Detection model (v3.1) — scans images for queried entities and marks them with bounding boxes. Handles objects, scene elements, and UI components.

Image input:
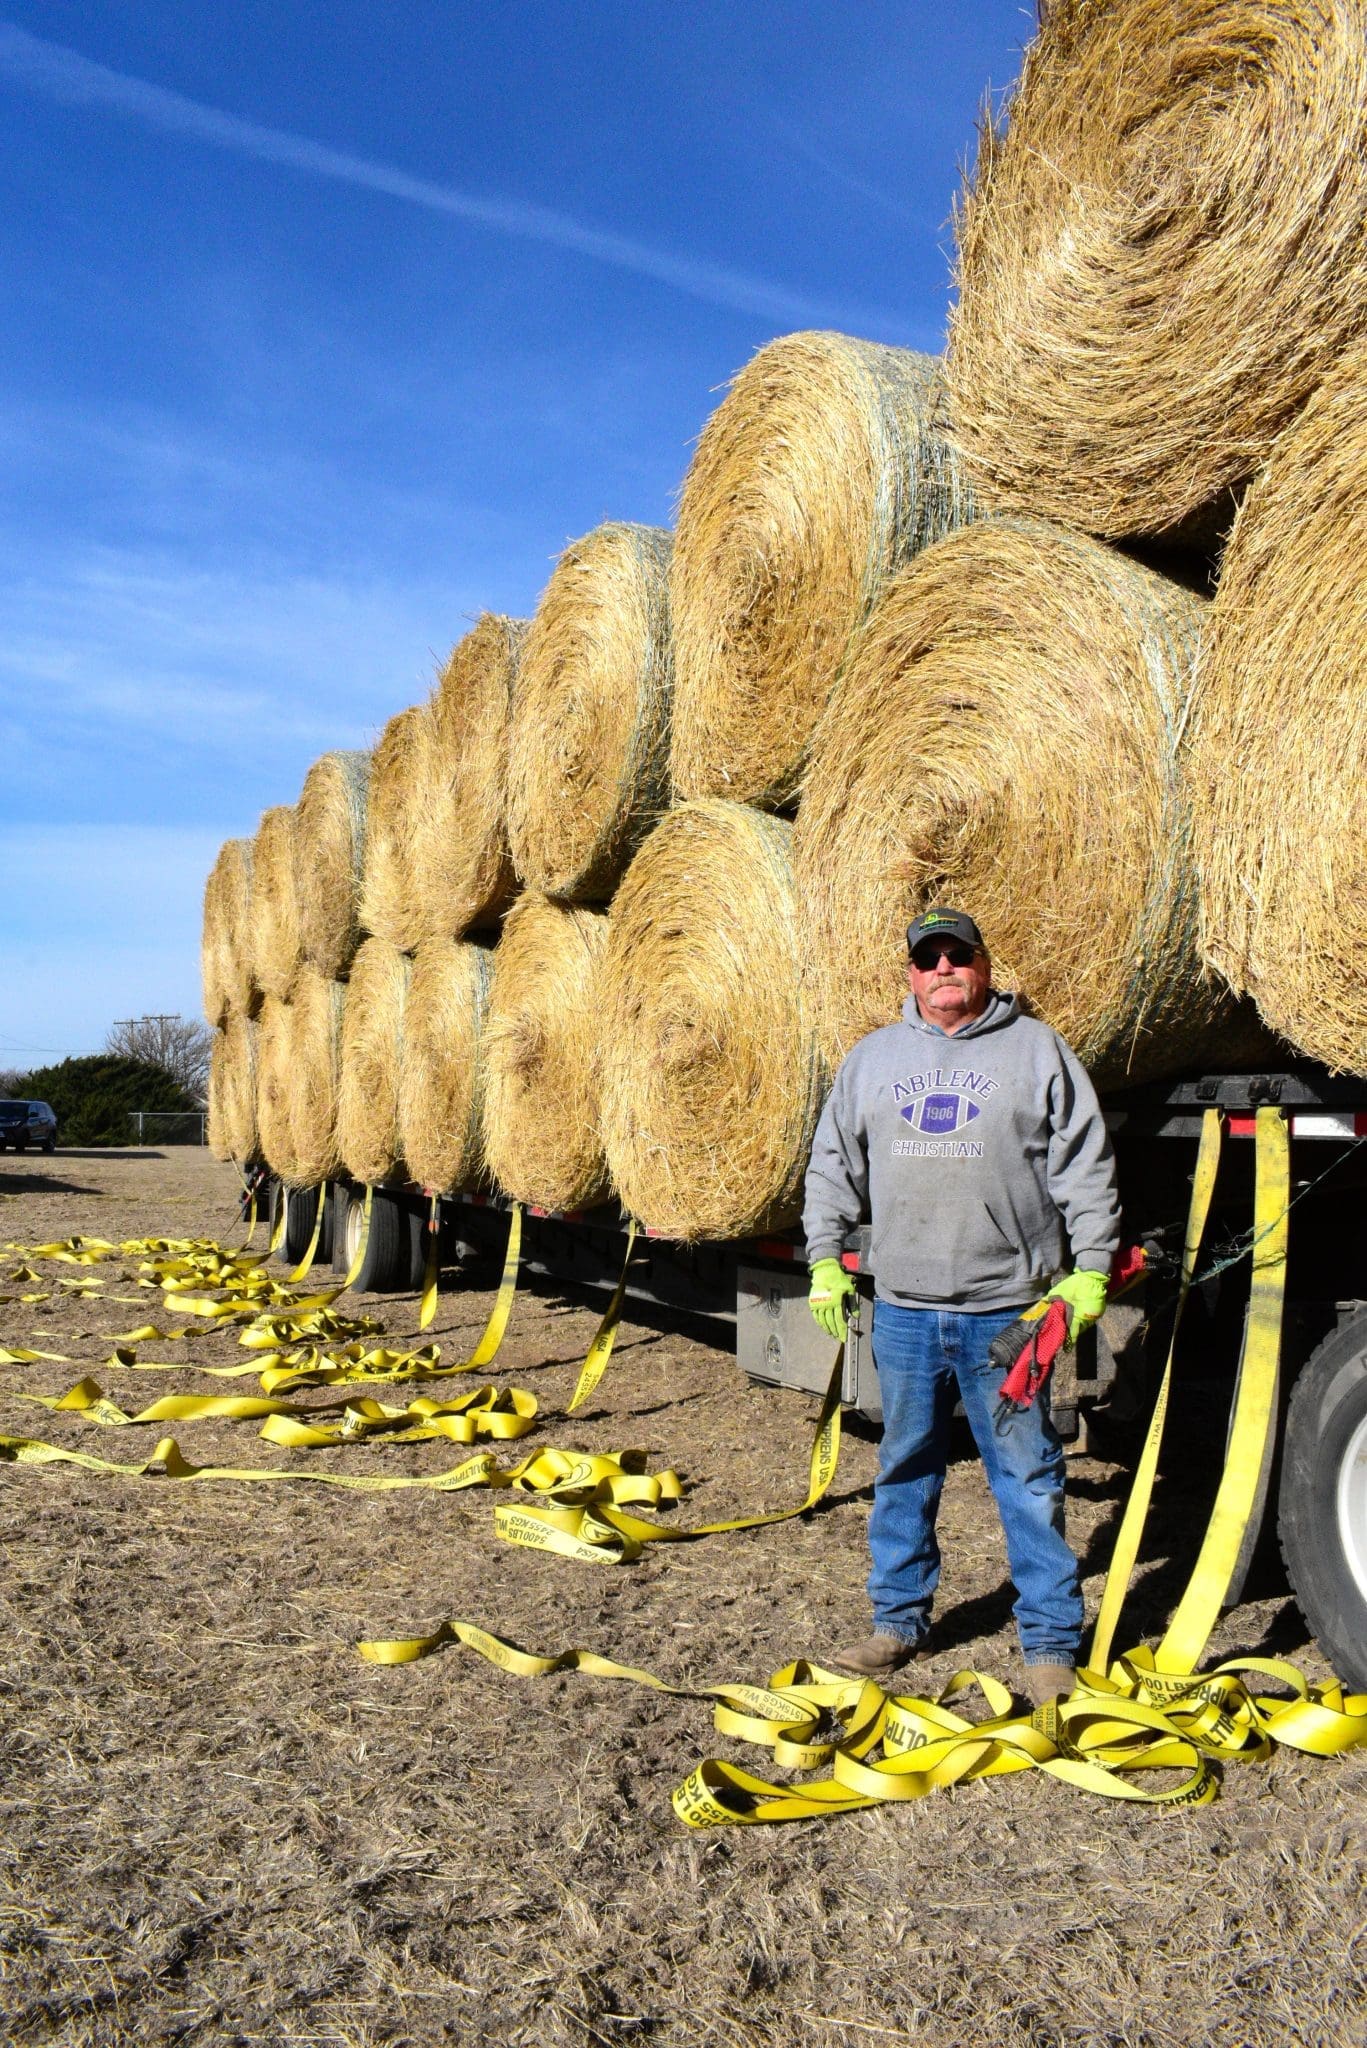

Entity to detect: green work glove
[1047,1268,1109,1343]
[808,1257,856,1343]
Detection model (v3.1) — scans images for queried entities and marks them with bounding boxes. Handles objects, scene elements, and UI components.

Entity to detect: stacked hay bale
[252,969,345,1187]
[1187,338,1367,1072]
[201,837,256,1027]
[599,802,825,1238]
[670,332,973,807]
[505,524,672,898]
[360,704,432,954]
[948,0,1367,540]
[251,805,302,1002]
[294,750,371,979]
[399,938,495,1192]
[207,1012,257,1165]
[481,895,610,1212]
[794,519,1268,1085]
[337,937,410,1186]
[420,614,526,935]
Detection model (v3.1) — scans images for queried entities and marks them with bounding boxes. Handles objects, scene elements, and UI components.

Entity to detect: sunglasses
[910,941,979,970]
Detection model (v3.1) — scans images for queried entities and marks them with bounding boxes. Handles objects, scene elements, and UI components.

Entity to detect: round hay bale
[670,332,973,808]
[201,838,255,1023]
[417,614,528,935]
[794,518,1262,1086]
[482,895,610,1212]
[948,1,1367,539]
[337,937,411,1185]
[287,966,347,1187]
[208,1014,258,1164]
[599,802,825,1239]
[506,524,673,899]
[251,805,302,1001]
[1188,340,1367,1071]
[359,702,433,952]
[399,937,494,1192]
[254,995,299,1183]
[294,750,371,978]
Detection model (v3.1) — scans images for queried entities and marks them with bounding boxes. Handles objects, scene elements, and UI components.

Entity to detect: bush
[11,1056,201,1149]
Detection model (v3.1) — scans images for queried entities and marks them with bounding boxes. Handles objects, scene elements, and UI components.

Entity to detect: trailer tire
[340,1186,408,1293]
[272,1183,321,1267]
[1278,1310,1367,1692]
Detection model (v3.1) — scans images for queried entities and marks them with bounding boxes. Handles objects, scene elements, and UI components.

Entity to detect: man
[803,908,1120,1707]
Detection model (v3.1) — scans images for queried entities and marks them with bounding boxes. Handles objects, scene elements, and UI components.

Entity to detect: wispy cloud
[0,21,904,332]
[765,111,917,223]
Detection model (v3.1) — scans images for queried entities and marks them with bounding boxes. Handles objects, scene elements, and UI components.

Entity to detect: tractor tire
[1278,1308,1367,1691]
[339,1185,408,1293]
[272,1183,321,1268]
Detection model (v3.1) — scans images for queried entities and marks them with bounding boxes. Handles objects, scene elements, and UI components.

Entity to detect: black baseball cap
[906,908,985,957]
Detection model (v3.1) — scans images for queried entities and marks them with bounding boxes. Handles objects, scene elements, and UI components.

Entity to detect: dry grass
[398,936,495,1192]
[670,332,974,808]
[792,518,1275,1086]
[200,837,255,1025]
[1188,336,1367,1072]
[287,965,347,1188]
[253,992,298,1183]
[599,801,825,1238]
[336,937,411,1186]
[206,1014,257,1166]
[506,523,674,900]
[360,702,433,953]
[482,893,610,1213]
[421,614,528,935]
[294,749,371,979]
[250,805,303,1003]
[2,1149,1364,2048]
[948,0,1367,540]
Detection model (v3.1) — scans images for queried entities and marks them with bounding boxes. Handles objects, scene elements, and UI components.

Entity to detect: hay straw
[201,838,255,1024]
[794,518,1268,1086]
[506,524,673,899]
[947,0,1367,539]
[294,750,371,978]
[207,1014,258,1164]
[254,995,299,1184]
[670,332,973,807]
[251,805,303,1002]
[398,938,494,1192]
[598,802,825,1238]
[359,703,432,952]
[337,937,411,1185]
[1188,339,1367,1072]
[481,895,610,1212]
[417,614,528,935]
[287,966,347,1187]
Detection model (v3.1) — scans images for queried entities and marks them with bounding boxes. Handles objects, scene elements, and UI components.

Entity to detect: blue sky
[1,1,1036,1063]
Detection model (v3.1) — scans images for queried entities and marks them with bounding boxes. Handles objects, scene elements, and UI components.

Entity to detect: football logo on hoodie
[900,1092,982,1136]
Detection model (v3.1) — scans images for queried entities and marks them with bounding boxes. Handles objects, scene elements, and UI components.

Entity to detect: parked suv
[0,1100,58,1152]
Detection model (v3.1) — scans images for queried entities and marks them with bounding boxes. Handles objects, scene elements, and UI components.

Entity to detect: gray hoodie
[803,990,1120,1311]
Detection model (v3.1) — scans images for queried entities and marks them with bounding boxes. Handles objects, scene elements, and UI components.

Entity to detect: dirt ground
[0,1150,1363,2048]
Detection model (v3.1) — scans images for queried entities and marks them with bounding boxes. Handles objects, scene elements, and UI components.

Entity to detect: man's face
[907,938,991,1033]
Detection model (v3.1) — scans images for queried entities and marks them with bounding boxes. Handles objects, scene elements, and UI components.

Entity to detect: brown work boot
[825,1632,928,1681]
[1024,1661,1076,1707]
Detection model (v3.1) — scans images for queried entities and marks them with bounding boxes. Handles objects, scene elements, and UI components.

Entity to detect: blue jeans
[867,1298,1083,1665]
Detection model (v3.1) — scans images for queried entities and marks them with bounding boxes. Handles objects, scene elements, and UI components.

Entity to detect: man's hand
[1046,1268,1108,1342]
[808,1258,856,1343]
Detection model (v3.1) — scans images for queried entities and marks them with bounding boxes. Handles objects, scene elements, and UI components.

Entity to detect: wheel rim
[1336,1407,1367,1606]
[345,1197,363,1264]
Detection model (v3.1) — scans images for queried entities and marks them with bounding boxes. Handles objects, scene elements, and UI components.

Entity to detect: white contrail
[0,21,904,330]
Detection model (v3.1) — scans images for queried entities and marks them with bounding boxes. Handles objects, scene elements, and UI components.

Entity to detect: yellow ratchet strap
[493,1338,842,1564]
[286,1184,326,1284]
[418,1194,440,1331]
[1089,1106,1224,1671]
[567,1219,638,1413]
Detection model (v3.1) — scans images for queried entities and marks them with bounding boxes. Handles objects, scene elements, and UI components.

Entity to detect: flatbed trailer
[262,1065,1367,1689]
